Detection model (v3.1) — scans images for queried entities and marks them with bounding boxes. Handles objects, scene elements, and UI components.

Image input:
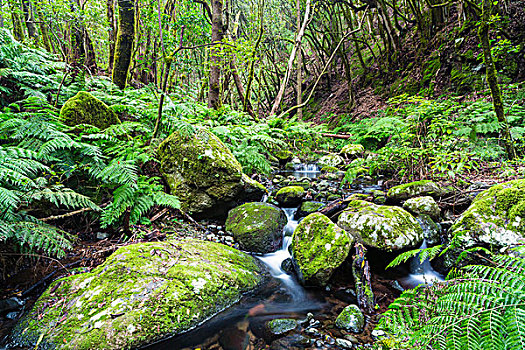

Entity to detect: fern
[378,247,525,349]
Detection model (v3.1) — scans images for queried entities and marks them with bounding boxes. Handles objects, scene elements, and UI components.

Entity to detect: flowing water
[399,240,445,289]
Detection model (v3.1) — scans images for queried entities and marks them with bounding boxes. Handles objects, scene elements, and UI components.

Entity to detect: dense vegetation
[1,0,525,348]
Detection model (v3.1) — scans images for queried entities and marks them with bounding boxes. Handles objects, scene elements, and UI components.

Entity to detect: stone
[417,214,442,246]
[337,200,423,251]
[266,318,297,336]
[335,304,364,333]
[371,190,386,205]
[292,213,353,286]
[240,174,268,202]
[281,258,294,274]
[225,202,287,254]
[275,186,305,207]
[449,179,525,250]
[60,91,120,129]
[387,180,444,201]
[318,154,344,168]
[340,144,364,157]
[403,196,441,220]
[321,165,339,173]
[158,128,244,218]
[296,201,325,218]
[336,338,355,349]
[10,239,263,349]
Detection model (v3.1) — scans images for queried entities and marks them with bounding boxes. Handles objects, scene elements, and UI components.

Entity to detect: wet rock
[96,232,111,240]
[317,180,330,191]
[292,213,353,286]
[371,190,386,204]
[10,239,263,349]
[344,334,359,344]
[281,258,294,274]
[275,186,305,207]
[417,214,442,246]
[387,180,444,202]
[335,305,364,333]
[321,165,340,173]
[240,174,268,202]
[403,196,440,220]
[271,334,312,349]
[266,318,298,337]
[333,288,358,305]
[337,200,423,251]
[60,91,119,129]
[226,202,287,254]
[296,201,325,218]
[158,128,245,218]
[336,338,355,349]
[219,327,250,350]
[0,297,23,314]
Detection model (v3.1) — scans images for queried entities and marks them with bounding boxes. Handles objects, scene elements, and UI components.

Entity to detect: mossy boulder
[296,201,325,218]
[449,179,525,249]
[318,154,344,168]
[292,213,353,286]
[335,305,364,333]
[340,144,364,157]
[240,174,268,202]
[275,186,305,207]
[337,200,423,251]
[60,91,120,129]
[225,202,287,254]
[10,239,263,350]
[403,196,441,220]
[265,318,298,338]
[387,180,444,201]
[158,129,244,218]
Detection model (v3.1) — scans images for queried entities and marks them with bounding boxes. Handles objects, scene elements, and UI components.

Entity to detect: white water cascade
[257,207,306,301]
[400,239,445,289]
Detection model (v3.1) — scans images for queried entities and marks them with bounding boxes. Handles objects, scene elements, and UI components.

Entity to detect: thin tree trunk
[22,0,37,39]
[478,0,516,159]
[208,0,224,109]
[352,243,375,314]
[112,0,135,89]
[270,0,311,116]
[295,0,303,119]
[9,0,25,41]
[107,0,116,72]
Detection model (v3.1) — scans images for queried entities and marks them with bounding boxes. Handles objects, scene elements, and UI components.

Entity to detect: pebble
[305,327,319,335]
[344,335,359,344]
[371,329,385,339]
[96,232,110,240]
[336,338,354,349]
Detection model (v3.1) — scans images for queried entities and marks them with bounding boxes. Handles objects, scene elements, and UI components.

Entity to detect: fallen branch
[41,207,94,222]
[320,133,353,140]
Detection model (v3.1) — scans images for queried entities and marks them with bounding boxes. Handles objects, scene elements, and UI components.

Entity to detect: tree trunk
[22,0,37,39]
[270,0,311,116]
[295,0,303,119]
[208,0,224,109]
[478,0,516,160]
[9,0,25,41]
[107,0,116,72]
[34,3,52,52]
[112,0,135,89]
[352,243,375,313]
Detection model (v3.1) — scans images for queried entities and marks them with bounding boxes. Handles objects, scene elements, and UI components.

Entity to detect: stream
[145,164,444,350]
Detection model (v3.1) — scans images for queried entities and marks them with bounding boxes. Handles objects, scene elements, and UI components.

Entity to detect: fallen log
[352,243,375,313]
[319,133,352,140]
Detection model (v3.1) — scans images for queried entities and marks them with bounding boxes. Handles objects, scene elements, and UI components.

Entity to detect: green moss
[338,200,423,251]
[266,318,297,336]
[292,213,353,286]
[321,166,339,173]
[450,179,525,247]
[387,180,443,201]
[340,144,364,156]
[60,91,120,129]
[299,201,324,215]
[11,239,263,349]
[335,304,364,333]
[275,186,305,207]
[403,196,441,220]
[225,202,287,254]
[158,128,243,216]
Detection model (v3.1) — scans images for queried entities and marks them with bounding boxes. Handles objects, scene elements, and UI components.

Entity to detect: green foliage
[378,248,525,349]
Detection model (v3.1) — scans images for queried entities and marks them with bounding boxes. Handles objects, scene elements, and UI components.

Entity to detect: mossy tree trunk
[112,0,135,89]
[208,0,224,109]
[8,0,25,41]
[107,0,116,73]
[352,243,375,314]
[478,0,516,160]
[34,2,53,52]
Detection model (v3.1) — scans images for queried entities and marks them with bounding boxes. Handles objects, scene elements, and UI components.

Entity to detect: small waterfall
[257,207,305,301]
[400,239,445,289]
[276,163,320,179]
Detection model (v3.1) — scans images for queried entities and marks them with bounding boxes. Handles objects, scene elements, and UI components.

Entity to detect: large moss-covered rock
[335,304,364,333]
[403,196,441,220]
[337,200,423,251]
[387,180,444,201]
[292,213,353,286]
[296,201,325,218]
[449,179,525,248]
[10,239,263,350]
[340,144,364,157]
[275,186,305,207]
[240,174,268,202]
[225,202,287,254]
[60,91,120,129]
[158,129,244,218]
